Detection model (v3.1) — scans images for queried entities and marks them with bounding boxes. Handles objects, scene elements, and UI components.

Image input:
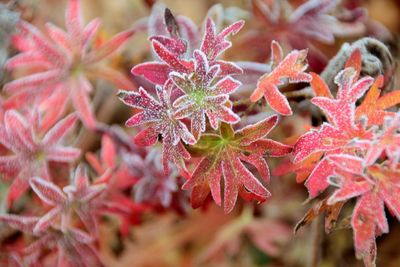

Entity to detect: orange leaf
[356,75,400,126]
[345,49,362,81]
[310,72,332,98]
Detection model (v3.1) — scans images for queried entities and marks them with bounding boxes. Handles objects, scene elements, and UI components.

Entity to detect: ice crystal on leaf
[29,165,106,235]
[355,75,400,127]
[292,51,400,266]
[132,14,243,85]
[200,17,244,64]
[118,80,195,175]
[362,114,400,168]
[130,10,244,148]
[250,41,312,116]
[4,0,135,128]
[170,49,241,140]
[293,67,375,197]
[183,115,292,213]
[0,111,79,205]
[135,38,193,85]
[1,1,399,266]
[324,155,400,266]
[197,17,244,77]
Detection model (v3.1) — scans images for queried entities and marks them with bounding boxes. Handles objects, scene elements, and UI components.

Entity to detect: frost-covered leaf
[250,41,312,116]
[294,68,374,164]
[183,115,292,213]
[133,15,243,85]
[356,76,400,126]
[118,80,195,175]
[170,49,240,140]
[147,3,199,56]
[131,35,193,85]
[200,17,244,61]
[273,152,322,183]
[312,68,373,130]
[326,163,400,266]
[29,165,106,235]
[0,110,79,205]
[4,0,135,128]
[362,113,400,167]
[30,177,66,206]
[292,67,382,199]
[344,49,362,80]
[86,133,149,236]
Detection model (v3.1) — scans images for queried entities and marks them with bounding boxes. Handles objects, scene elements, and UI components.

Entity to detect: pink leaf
[65,0,83,38]
[42,113,77,147]
[119,81,194,174]
[45,23,73,53]
[4,110,36,151]
[152,40,191,73]
[0,214,39,234]
[33,207,62,234]
[46,146,81,162]
[30,177,67,205]
[70,77,96,128]
[200,18,244,61]
[131,62,171,84]
[4,70,61,94]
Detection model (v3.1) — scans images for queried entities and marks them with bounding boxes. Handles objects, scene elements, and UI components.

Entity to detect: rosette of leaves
[183,115,292,213]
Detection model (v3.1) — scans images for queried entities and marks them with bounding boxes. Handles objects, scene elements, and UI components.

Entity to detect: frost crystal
[118,80,195,175]
[171,49,241,140]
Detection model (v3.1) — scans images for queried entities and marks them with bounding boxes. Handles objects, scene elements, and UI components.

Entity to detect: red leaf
[119,81,195,174]
[251,41,311,115]
[183,117,291,213]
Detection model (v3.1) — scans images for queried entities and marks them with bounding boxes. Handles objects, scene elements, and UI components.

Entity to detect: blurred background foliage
[1,0,400,266]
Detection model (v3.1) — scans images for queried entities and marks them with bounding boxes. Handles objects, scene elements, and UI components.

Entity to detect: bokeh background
[1,0,400,266]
